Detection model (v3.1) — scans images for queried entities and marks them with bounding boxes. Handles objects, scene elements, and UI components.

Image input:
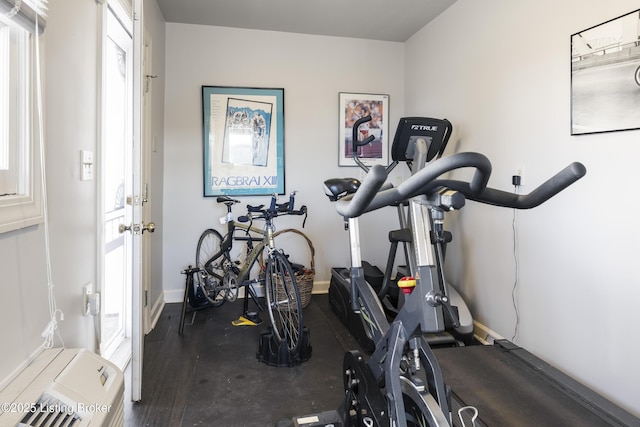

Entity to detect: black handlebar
[430,162,586,209]
[351,116,377,172]
[246,193,308,226]
[352,116,375,150]
[334,152,586,218]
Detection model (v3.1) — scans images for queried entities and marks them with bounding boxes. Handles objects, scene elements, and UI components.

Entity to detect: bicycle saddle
[216,195,240,206]
[323,178,361,201]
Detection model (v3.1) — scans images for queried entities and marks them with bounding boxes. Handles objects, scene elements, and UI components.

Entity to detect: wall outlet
[89,293,101,316]
[83,282,93,316]
[81,150,94,181]
[513,166,525,187]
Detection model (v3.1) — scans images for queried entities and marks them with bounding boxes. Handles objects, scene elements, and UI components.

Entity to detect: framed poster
[338,92,389,167]
[202,86,285,196]
[571,9,640,135]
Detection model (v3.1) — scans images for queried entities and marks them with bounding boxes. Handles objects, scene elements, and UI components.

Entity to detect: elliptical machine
[328,116,474,352]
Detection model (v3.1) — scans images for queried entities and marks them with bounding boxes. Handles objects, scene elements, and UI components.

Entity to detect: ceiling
[154,0,457,42]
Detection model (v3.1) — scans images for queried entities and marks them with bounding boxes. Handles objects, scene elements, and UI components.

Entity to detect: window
[0,19,28,196]
[0,1,46,233]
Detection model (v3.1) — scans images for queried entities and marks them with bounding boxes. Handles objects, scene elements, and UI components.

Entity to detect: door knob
[119,222,155,234]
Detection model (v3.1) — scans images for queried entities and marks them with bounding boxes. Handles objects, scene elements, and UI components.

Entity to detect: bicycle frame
[230,220,273,286]
[346,210,451,425]
[203,218,270,286]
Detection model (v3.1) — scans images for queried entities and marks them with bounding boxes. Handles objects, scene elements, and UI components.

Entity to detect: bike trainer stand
[179,266,215,335]
[257,326,312,367]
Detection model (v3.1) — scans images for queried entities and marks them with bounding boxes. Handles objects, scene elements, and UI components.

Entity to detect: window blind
[0,0,48,34]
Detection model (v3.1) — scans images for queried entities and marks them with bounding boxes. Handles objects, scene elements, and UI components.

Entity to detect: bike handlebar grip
[336,164,388,218]
[487,161,586,209]
[294,205,308,215]
[437,162,586,209]
[363,152,492,214]
[247,204,264,213]
[352,115,374,150]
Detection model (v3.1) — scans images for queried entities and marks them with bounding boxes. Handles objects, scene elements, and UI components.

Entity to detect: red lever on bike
[397,277,416,294]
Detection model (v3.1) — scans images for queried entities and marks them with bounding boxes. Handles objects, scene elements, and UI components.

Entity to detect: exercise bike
[286,119,585,426]
[329,116,474,353]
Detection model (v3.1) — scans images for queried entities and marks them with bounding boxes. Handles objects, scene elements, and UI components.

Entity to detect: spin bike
[329,116,474,353]
[289,121,586,426]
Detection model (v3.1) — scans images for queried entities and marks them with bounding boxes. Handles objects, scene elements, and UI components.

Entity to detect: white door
[100,0,147,401]
[101,3,133,362]
[142,28,154,335]
[131,0,146,402]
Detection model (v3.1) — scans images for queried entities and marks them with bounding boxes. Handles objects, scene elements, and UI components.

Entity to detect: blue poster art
[222,98,272,167]
[202,86,284,197]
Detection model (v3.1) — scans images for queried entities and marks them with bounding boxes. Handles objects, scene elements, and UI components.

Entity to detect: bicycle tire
[264,250,304,353]
[195,228,226,306]
[636,65,640,86]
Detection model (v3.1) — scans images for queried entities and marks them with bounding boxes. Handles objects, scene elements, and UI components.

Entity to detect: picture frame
[202,86,285,196]
[338,92,389,167]
[570,9,640,135]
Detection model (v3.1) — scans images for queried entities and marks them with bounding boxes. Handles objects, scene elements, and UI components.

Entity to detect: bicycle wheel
[195,228,226,306]
[399,376,449,427]
[264,250,304,353]
[635,65,640,86]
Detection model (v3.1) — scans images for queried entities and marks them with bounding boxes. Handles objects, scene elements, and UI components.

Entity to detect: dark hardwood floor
[122,292,638,426]
[124,294,356,427]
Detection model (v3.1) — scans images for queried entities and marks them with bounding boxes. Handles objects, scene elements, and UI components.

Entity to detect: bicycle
[288,117,585,426]
[195,192,309,355]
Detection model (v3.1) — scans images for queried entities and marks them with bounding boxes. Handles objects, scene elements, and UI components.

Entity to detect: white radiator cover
[0,348,124,427]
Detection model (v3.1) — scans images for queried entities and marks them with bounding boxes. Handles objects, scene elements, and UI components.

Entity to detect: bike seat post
[265,218,275,248]
[347,217,364,313]
[401,138,448,335]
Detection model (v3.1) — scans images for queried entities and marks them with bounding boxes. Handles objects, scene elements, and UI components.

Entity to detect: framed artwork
[338,92,389,167]
[202,86,285,196]
[571,9,640,135]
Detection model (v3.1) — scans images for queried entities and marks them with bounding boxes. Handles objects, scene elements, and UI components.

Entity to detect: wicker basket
[272,228,315,308]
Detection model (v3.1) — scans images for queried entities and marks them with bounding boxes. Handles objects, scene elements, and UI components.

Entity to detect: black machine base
[277,410,343,427]
[257,326,312,367]
[280,350,389,427]
[328,267,377,353]
[329,266,472,352]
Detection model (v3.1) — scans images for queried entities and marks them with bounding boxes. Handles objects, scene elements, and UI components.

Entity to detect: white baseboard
[312,280,329,294]
[0,343,46,392]
[164,288,184,304]
[164,279,330,306]
[473,320,505,345]
[149,292,165,332]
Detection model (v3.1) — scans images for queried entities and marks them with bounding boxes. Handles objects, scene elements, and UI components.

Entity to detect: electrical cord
[511,184,520,342]
[33,5,64,349]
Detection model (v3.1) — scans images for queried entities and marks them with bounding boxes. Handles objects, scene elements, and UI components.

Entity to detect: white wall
[0,0,102,383]
[162,24,407,301]
[0,0,166,384]
[405,0,640,416]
